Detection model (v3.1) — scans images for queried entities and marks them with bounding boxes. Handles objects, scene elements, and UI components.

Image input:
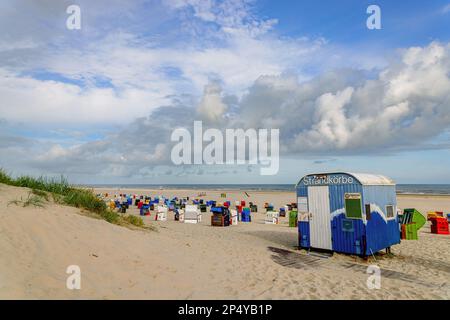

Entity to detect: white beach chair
[230,209,238,225]
[184,205,202,224]
[156,205,168,221]
[179,209,185,222]
[265,211,279,224]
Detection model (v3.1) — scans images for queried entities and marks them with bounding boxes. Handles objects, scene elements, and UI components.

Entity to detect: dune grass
[123,214,145,227]
[1,168,145,228]
[0,169,15,185]
[31,188,50,201]
[23,193,46,208]
[8,192,46,208]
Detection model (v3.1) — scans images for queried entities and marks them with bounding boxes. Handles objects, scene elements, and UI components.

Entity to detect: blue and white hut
[296,172,400,256]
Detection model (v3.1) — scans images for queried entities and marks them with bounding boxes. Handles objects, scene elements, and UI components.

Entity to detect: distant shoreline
[396,193,450,197]
[85,185,450,197]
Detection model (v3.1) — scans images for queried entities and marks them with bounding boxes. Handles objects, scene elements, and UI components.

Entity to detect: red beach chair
[430,217,449,235]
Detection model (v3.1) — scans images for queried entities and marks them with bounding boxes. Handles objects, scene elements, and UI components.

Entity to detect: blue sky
[0,0,449,184]
[259,0,450,45]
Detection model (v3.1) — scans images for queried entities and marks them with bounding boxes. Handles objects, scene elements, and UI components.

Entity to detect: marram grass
[1,168,145,228]
[8,192,46,208]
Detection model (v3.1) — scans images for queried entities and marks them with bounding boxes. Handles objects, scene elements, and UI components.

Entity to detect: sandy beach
[0,183,449,299]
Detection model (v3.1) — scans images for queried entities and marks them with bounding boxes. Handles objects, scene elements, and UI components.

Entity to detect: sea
[85,184,450,195]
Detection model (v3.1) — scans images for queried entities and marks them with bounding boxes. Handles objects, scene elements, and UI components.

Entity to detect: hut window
[386,205,394,218]
[344,193,362,219]
[365,204,371,220]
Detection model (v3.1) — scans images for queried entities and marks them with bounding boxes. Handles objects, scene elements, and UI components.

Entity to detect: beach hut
[296,172,400,256]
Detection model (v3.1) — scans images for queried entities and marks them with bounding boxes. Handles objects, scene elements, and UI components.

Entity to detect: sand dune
[0,183,449,299]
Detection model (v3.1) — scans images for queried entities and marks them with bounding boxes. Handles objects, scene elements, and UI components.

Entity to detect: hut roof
[297,172,395,186]
[349,173,395,186]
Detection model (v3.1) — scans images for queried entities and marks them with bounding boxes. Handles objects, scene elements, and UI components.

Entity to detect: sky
[0,0,449,184]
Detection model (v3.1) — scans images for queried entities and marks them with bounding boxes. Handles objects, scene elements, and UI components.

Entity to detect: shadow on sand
[244,229,298,249]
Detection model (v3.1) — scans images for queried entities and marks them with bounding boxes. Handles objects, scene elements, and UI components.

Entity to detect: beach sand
[1,183,449,299]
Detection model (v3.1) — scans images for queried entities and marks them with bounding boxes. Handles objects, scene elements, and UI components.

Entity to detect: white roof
[348,173,395,185]
[298,172,395,186]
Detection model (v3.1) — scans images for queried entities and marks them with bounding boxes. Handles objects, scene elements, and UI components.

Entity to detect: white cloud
[0,1,327,127]
[164,0,278,36]
[0,69,171,125]
[197,81,228,122]
[3,41,449,179]
[253,42,450,154]
[1,1,449,181]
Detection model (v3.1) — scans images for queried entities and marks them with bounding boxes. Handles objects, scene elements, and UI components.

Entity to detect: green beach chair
[289,210,298,227]
[402,209,426,240]
[405,223,418,240]
[403,208,426,229]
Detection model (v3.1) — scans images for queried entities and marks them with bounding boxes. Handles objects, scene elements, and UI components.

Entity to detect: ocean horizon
[82,183,450,195]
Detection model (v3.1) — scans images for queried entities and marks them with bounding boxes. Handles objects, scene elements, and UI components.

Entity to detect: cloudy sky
[0,0,450,184]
